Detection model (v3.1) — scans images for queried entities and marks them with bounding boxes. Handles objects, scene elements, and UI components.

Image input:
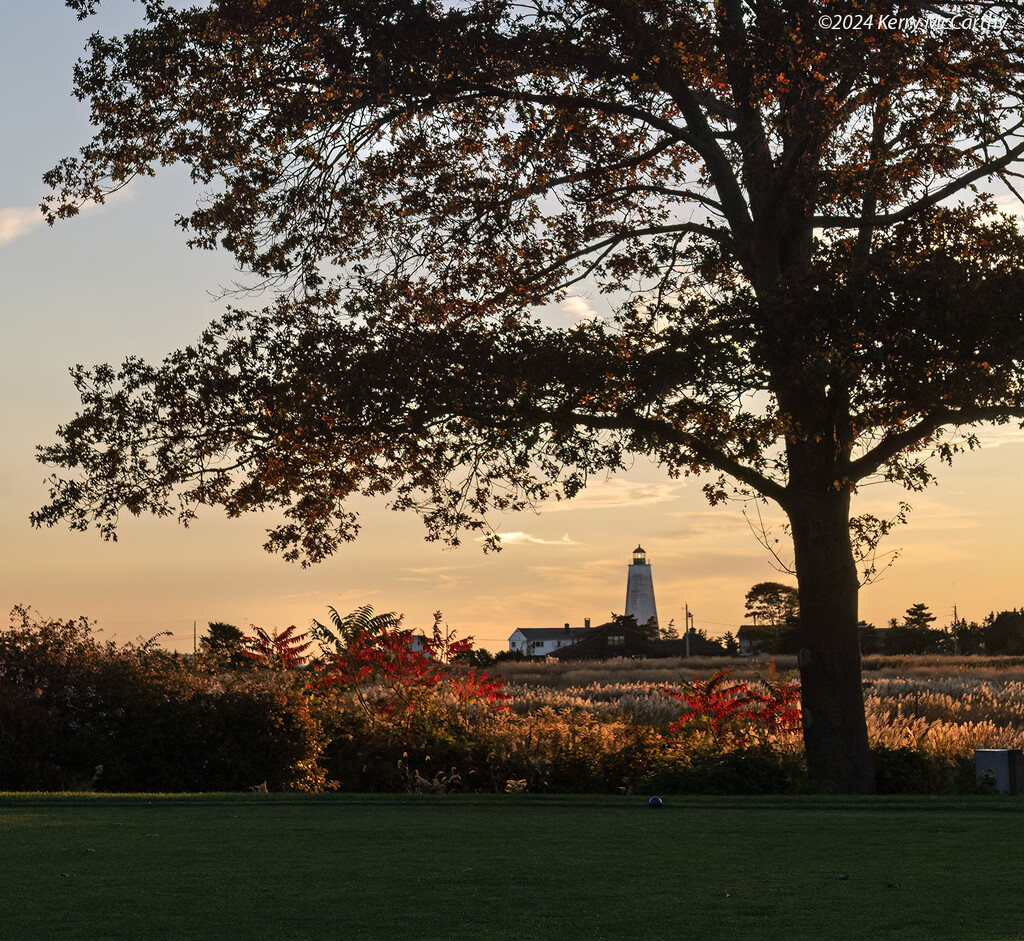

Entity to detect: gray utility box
[975,749,1024,794]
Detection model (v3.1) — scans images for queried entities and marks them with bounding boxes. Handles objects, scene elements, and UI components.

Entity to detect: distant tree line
[738,583,1024,657]
[860,607,1024,657]
[205,600,1024,663]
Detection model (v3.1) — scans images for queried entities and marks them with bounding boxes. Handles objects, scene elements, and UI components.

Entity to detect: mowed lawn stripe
[1,794,1021,941]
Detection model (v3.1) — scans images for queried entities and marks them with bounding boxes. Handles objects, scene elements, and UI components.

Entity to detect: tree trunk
[788,489,875,794]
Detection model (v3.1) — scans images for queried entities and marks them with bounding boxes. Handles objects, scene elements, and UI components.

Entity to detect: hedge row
[0,608,325,792]
[0,608,983,794]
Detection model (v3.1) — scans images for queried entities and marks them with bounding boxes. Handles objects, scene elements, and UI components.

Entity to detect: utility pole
[193,619,197,655]
[684,604,694,658]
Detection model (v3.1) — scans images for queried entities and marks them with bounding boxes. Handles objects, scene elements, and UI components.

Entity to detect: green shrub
[872,746,976,794]
[1,607,328,792]
[637,746,809,795]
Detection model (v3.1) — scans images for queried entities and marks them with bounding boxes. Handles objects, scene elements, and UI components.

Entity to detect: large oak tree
[35,0,1024,790]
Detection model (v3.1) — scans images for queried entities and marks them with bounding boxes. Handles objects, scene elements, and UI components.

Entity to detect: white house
[508,621,595,656]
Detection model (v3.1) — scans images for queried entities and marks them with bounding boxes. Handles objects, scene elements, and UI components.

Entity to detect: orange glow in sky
[2,7,1022,654]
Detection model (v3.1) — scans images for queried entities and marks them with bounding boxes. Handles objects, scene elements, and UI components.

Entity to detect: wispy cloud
[398,564,472,585]
[544,478,688,513]
[665,508,755,531]
[398,572,470,585]
[280,588,372,603]
[0,206,43,246]
[1,187,138,248]
[972,424,1024,449]
[489,531,582,547]
[404,565,464,575]
[994,193,1024,219]
[561,295,602,321]
[899,501,983,533]
[850,493,983,532]
[524,560,621,596]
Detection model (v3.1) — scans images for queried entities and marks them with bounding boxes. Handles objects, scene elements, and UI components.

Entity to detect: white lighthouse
[624,545,658,631]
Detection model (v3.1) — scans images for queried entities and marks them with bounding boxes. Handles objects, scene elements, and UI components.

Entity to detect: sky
[2,2,1023,654]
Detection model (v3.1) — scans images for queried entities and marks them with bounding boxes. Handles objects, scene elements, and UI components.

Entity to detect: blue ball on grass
[648,796,663,809]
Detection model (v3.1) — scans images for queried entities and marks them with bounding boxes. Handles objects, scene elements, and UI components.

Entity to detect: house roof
[551,624,727,660]
[508,626,601,642]
[648,634,725,656]
[550,624,639,660]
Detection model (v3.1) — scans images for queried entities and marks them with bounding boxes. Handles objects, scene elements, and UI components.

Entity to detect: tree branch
[814,136,1024,230]
[849,405,1024,483]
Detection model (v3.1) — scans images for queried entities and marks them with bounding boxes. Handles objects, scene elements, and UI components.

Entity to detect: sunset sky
[3,2,1023,654]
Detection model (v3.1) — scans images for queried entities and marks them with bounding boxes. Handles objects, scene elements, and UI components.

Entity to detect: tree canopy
[902,603,937,631]
[34,0,1024,791]
[201,621,249,665]
[884,603,945,654]
[744,581,799,628]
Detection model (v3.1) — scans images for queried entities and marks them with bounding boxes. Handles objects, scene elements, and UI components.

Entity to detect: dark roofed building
[548,622,643,659]
[510,621,729,660]
[550,623,726,660]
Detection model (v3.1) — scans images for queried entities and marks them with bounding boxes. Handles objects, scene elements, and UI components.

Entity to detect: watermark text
[817,11,1009,33]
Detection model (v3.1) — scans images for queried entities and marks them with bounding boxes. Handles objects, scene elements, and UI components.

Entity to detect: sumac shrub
[662,666,801,748]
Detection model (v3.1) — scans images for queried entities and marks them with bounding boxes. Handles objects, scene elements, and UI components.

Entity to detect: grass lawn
[1,793,1022,941]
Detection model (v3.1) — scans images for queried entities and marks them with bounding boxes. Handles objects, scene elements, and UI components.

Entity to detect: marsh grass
[495,654,1024,687]
[862,655,1024,681]
[493,657,1024,761]
[2,793,1022,941]
[494,655,791,688]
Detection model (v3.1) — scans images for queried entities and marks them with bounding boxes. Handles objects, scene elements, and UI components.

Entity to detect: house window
[608,634,625,647]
